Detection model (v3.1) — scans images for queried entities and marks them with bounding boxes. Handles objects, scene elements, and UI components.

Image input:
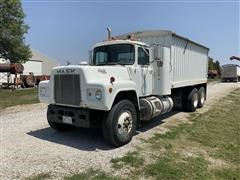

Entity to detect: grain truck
[221,64,240,82]
[38,30,209,146]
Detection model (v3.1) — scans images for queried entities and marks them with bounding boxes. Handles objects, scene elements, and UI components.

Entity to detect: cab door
[136,46,153,96]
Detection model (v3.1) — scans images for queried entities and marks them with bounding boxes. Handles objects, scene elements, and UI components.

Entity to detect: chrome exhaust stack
[107,27,111,40]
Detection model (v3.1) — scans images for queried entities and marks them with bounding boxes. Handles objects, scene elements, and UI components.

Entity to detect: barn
[0,49,59,86]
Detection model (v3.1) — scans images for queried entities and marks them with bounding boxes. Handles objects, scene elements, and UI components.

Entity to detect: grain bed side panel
[171,36,208,88]
[237,66,240,76]
[137,35,172,47]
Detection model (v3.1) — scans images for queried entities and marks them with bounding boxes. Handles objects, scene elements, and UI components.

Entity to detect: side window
[138,47,149,65]
[95,52,108,64]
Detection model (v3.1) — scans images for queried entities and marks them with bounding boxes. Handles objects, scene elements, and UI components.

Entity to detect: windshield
[93,44,135,65]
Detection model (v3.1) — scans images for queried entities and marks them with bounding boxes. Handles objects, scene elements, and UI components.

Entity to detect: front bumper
[47,105,92,128]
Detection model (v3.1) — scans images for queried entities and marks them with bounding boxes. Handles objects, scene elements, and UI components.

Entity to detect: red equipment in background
[0,63,50,89]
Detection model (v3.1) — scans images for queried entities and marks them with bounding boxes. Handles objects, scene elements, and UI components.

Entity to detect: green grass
[0,88,39,109]
[188,95,240,165]
[149,89,240,165]
[212,168,240,180]
[110,151,144,169]
[26,169,120,180]
[145,88,240,180]
[25,173,51,180]
[144,154,209,180]
[64,169,120,180]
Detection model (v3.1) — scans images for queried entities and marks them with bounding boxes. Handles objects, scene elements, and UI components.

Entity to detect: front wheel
[102,100,137,147]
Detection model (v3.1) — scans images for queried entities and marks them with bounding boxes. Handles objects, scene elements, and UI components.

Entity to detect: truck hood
[52,65,132,83]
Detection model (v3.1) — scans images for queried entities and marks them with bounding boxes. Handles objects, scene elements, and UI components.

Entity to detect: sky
[22,0,239,65]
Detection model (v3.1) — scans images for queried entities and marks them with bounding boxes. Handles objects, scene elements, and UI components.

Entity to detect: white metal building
[23,49,59,75]
[0,49,59,85]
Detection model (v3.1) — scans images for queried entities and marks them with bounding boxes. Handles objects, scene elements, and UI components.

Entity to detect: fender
[107,80,140,110]
[80,79,139,111]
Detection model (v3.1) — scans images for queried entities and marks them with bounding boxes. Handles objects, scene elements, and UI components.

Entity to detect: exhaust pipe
[107,27,111,40]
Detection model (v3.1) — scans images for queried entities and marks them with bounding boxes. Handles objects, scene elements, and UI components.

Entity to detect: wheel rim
[117,110,133,136]
[193,94,198,108]
[200,91,205,104]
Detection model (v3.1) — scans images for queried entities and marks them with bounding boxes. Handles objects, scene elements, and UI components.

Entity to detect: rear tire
[102,100,137,147]
[197,87,206,108]
[186,88,198,112]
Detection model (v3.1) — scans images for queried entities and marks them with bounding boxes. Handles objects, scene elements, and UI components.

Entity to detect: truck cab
[39,39,158,146]
[92,40,154,96]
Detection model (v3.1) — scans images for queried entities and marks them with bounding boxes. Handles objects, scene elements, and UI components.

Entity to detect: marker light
[110,76,115,84]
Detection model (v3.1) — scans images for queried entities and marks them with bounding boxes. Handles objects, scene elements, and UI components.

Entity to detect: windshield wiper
[96,62,126,66]
[106,62,125,66]
[96,63,107,66]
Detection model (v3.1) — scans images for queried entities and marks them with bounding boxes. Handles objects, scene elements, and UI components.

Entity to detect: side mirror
[88,50,93,65]
[149,47,154,63]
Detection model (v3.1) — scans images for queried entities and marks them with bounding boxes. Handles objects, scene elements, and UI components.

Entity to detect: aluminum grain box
[116,30,209,92]
[221,64,240,82]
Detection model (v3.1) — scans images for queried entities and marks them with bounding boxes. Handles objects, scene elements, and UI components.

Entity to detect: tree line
[208,57,221,75]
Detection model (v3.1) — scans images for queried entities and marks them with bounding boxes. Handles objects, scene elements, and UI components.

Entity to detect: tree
[208,57,215,70]
[208,57,222,77]
[0,0,31,63]
[215,60,221,75]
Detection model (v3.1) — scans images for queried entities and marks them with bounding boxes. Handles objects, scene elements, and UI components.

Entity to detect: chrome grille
[54,74,81,106]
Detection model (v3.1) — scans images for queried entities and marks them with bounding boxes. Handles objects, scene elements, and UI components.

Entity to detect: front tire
[102,100,137,147]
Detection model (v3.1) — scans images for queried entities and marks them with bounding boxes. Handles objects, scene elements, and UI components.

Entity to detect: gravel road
[0,82,239,179]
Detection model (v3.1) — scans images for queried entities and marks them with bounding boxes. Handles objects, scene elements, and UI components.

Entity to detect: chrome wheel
[186,88,199,112]
[200,91,205,104]
[117,110,133,136]
[193,93,198,108]
[197,87,206,108]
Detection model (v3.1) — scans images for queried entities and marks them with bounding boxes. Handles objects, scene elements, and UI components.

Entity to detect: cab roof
[94,39,149,48]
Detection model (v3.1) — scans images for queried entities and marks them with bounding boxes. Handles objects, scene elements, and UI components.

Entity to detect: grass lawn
[0,88,39,109]
[27,88,240,180]
[141,89,240,179]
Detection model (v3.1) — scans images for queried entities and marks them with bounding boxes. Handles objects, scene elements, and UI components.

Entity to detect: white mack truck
[39,30,209,147]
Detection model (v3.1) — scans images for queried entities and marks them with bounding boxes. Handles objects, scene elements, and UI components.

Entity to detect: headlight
[87,88,103,101]
[39,86,49,97]
[95,89,102,100]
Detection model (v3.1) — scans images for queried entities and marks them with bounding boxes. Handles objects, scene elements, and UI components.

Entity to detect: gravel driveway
[0,82,239,179]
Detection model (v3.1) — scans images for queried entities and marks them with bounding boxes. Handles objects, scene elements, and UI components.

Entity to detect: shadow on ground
[27,110,180,151]
[27,127,113,151]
